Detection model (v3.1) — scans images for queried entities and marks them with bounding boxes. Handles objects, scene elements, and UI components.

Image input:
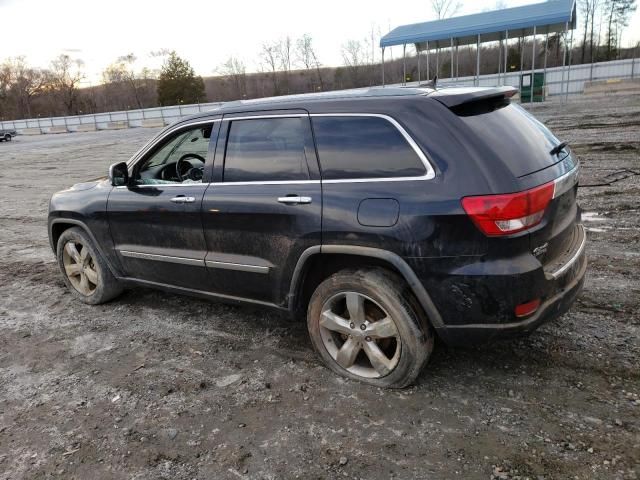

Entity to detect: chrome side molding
[119,250,204,267]
[205,260,270,274]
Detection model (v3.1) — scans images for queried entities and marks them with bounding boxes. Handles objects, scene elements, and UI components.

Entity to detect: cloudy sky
[1,0,639,85]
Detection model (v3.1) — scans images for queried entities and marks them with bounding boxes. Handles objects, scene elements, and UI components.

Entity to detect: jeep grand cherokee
[48,86,586,387]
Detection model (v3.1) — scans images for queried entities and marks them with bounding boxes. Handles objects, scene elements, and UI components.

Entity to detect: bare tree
[50,54,84,115]
[4,57,48,118]
[430,1,462,78]
[296,34,324,91]
[260,42,281,95]
[0,62,13,119]
[103,54,155,109]
[430,0,462,19]
[589,1,601,62]
[604,0,637,59]
[342,40,365,86]
[218,56,247,99]
[278,36,293,94]
[580,0,593,62]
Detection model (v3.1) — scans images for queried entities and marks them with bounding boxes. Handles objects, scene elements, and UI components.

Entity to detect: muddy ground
[0,94,638,480]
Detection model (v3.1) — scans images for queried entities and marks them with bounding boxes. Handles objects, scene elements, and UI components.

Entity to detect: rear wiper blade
[550,141,569,156]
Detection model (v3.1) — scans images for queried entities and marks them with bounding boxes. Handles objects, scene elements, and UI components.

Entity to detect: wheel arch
[288,245,444,329]
[49,218,120,278]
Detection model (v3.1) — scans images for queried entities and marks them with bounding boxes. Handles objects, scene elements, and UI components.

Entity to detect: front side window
[312,116,426,180]
[223,118,309,183]
[135,124,212,184]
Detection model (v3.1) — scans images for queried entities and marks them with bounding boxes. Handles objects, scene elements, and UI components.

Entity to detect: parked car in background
[48,85,586,388]
[0,129,17,141]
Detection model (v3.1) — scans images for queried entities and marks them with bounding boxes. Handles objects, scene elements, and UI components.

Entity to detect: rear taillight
[461,182,554,236]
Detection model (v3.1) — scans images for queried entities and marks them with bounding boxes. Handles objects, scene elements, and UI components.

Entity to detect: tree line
[0,0,637,122]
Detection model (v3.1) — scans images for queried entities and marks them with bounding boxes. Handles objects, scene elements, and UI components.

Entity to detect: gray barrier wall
[1,102,223,134]
[1,57,637,133]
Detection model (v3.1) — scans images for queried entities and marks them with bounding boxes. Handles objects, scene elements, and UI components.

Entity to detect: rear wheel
[56,227,123,304]
[4,134,11,142]
[307,268,433,388]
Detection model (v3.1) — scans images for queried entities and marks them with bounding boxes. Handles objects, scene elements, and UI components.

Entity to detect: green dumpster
[520,72,546,102]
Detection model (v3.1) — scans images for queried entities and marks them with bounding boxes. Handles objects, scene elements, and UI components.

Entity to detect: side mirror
[109,162,129,187]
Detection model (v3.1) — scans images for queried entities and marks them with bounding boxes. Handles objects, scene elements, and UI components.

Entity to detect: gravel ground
[0,94,638,480]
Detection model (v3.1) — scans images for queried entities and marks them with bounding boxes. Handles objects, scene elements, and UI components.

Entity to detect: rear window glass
[312,116,426,180]
[224,118,309,182]
[453,102,567,177]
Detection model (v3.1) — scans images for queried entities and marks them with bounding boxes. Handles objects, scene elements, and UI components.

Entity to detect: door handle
[170,196,196,204]
[277,196,312,205]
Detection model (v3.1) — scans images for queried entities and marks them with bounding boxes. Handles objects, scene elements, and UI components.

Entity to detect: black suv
[48,86,586,387]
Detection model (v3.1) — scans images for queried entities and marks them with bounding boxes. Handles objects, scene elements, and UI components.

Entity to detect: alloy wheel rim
[62,241,98,296]
[319,291,401,379]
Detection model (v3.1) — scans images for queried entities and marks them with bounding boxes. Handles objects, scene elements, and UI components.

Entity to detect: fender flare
[48,218,121,278]
[288,245,444,329]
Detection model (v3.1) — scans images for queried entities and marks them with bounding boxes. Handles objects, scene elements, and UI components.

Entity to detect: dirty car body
[0,129,17,141]
[48,85,587,387]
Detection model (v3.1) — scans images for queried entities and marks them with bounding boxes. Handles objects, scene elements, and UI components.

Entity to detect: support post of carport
[476,34,481,86]
[498,35,503,85]
[450,37,454,80]
[504,30,509,86]
[455,42,459,81]
[560,22,568,102]
[382,47,386,87]
[519,34,524,77]
[426,41,430,80]
[403,44,407,85]
[417,47,421,84]
[543,30,549,84]
[531,25,537,105]
[566,25,574,102]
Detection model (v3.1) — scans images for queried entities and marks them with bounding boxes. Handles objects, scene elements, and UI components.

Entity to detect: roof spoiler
[428,86,517,108]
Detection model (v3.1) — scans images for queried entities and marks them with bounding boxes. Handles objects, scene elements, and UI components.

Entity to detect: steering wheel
[176,153,205,182]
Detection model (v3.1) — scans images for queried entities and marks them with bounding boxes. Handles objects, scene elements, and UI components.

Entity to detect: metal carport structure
[379,0,577,101]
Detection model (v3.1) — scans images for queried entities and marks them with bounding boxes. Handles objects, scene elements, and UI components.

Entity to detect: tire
[4,134,10,142]
[56,227,123,305]
[307,268,434,388]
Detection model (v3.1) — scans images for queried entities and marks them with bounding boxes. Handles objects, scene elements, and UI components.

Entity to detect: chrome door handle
[277,196,312,205]
[170,196,196,204]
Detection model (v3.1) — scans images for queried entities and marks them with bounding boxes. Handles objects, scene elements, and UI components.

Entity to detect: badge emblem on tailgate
[533,243,548,257]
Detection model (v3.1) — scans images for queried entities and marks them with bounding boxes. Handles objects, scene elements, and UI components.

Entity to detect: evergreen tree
[157,52,206,106]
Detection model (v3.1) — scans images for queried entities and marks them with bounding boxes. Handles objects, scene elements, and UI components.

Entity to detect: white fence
[0,102,223,134]
[1,57,637,134]
[428,56,638,95]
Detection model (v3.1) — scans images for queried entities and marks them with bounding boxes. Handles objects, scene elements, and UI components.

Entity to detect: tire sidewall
[56,227,117,305]
[307,268,433,388]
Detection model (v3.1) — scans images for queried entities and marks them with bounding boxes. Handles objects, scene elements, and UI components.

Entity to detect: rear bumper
[435,240,587,346]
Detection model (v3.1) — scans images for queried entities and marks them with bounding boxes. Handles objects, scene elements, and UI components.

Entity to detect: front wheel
[56,227,123,304]
[4,134,11,142]
[307,268,434,388]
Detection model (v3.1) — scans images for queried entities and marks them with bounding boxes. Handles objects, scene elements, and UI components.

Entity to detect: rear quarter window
[312,116,426,180]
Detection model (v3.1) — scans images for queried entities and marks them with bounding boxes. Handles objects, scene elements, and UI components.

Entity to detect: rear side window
[312,116,426,180]
[223,117,309,182]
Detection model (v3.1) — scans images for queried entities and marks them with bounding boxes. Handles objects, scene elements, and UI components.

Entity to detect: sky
[1,0,639,86]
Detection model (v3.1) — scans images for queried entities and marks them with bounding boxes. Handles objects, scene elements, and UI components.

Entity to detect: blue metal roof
[380,0,576,49]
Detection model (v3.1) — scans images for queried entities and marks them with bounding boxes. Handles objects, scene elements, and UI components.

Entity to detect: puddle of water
[586,227,608,232]
[583,212,607,222]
